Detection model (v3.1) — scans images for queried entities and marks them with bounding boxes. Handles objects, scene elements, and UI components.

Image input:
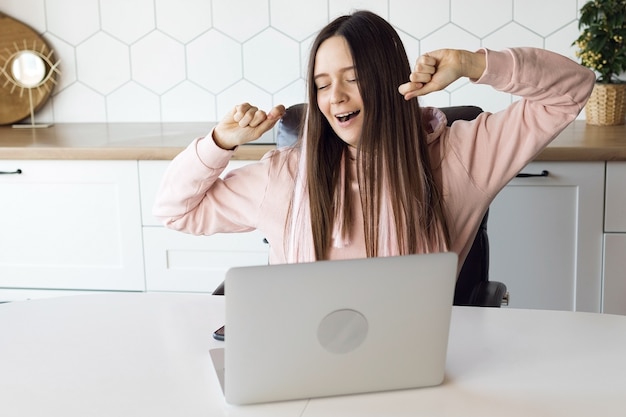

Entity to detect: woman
[153,11,595,271]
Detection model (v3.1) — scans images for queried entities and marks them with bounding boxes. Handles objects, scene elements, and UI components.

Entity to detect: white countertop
[1,292,625,416]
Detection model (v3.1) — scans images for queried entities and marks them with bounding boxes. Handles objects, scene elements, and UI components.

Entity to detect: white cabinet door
[488,162,605,312]
[0,160,144,292]
[139,160,269,293]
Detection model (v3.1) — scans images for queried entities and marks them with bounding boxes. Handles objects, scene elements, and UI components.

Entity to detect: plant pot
[585,83,626,126]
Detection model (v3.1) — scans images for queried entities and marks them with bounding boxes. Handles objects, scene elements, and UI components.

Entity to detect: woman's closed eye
[316,78,357,90]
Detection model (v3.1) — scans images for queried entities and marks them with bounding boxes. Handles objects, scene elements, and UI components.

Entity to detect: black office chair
[273,103,508,308]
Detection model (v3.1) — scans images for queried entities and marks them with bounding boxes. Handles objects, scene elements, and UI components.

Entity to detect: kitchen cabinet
[139,161,269,293]
[488,162,605,312]
[603,162,626,315]
[0,121,623,307]
[142,228,269,292]
[0,160,144,301]
[0,158,616,310]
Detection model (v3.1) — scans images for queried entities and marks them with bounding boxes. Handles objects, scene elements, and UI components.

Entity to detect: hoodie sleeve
[444,47,595,200]
[152,132,275,235]
[438,47,595,266]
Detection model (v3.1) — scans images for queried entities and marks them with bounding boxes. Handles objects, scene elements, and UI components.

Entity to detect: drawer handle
[0,169,22,175]
[516,170,549,178]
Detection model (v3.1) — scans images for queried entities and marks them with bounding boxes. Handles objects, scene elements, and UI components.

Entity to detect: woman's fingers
[410,54,437,82]
[398,50,465,99]
[233,103,260,126]
[398,53,438,99]
[398,81,423,97]
[254,105,286,132]
[232,103,286,128]
[214,104,286,149]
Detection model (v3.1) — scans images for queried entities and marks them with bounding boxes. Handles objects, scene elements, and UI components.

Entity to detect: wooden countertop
[0,122,274,161]
[536,121,626,161]
[1,120,625,161]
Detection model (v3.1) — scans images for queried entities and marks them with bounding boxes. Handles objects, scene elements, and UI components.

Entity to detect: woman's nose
[330,84,346,104]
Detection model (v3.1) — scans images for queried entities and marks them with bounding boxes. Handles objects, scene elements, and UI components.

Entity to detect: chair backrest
[276,103,307,148]
[274,104,492,306]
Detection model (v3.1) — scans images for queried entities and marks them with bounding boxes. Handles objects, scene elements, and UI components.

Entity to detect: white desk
[1,293,625,416]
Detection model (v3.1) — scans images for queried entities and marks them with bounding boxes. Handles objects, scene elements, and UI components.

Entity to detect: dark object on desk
[213,324,225,341]
[214,104,508,308]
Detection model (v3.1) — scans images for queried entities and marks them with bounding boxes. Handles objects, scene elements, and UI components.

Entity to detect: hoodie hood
[421,106,447,144]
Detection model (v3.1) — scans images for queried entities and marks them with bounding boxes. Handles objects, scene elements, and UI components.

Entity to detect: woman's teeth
[336,110,359,122]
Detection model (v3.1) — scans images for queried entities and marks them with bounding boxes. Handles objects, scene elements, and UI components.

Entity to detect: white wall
[1,0,588,124]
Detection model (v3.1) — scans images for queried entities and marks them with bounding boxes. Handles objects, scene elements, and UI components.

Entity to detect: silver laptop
[210,252,458,405]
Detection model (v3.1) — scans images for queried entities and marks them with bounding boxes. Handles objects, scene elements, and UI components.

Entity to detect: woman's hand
[398,49,486,100]
[212,103,286,150]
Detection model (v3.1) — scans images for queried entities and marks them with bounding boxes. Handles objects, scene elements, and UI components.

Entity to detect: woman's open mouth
[335,110,360,123]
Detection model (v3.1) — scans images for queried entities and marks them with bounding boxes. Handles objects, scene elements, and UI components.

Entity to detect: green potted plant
[573,0,626,125]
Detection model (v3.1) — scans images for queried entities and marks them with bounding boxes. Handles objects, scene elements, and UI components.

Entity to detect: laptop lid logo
[317,309,369,354]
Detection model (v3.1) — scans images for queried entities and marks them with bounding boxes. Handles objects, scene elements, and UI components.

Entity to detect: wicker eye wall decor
[0,12,61,127]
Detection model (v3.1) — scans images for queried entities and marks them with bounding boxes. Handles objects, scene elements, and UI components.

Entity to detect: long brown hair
[304,10,450,260]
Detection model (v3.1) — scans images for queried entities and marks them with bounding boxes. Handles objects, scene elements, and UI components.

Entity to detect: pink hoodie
[153,48,595,271]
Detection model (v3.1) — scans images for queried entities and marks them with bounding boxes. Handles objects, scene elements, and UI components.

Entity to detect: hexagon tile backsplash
[1,0,585,127]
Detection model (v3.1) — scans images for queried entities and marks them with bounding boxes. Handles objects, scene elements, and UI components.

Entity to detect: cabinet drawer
[143,227,269,293]
[605,162,626,232]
